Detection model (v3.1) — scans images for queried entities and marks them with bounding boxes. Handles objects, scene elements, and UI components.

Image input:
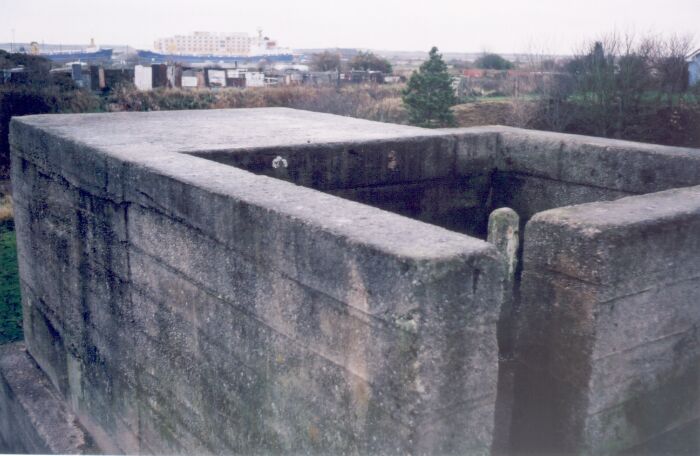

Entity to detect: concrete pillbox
[5,107,700,454]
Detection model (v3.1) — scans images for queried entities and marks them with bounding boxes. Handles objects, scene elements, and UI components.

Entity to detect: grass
[466,94,539,102]
[0,218,21,344]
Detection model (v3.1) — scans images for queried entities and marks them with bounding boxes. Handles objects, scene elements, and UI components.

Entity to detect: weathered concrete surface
[0,342,95,454]
[487,207,519,356]
[496,127,700,194]
[9,109,700,454]
[10,108,503,454]
[486,208,519,455]
[512,186,700,453]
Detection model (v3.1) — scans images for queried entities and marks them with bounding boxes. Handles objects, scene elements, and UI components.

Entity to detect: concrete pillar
[487,207,519,354]
[487,207,520,456]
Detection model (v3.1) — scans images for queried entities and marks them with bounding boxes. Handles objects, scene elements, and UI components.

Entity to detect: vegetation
[349,51,393,73]
[0,49,53,84]
[402,47,457,127]
[475,53,514,70]
[0,51,103,177]
[104,83,407,122]
[310,51,341,72]
[1,35,699,177]
[0,86,102,177]
[0,217,21,344]
[530,33,700,146]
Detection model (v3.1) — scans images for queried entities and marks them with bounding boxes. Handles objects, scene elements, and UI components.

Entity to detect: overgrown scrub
[0,51,105,176]
[528,95,700,147]
[0,85,102,177]
[529,34,700,147]
[105,83,408,124]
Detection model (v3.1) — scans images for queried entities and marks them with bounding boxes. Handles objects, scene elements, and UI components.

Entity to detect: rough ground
[454,100,510,126]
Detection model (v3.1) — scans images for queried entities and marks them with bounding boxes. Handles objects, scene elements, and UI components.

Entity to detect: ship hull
[137,50,293,64]
[40,49,113,63]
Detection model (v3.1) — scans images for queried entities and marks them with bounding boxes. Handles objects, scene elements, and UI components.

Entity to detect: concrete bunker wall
[492,128,700,218]
[7,110,503,454]
[487,129,700,452]
[513,187,700,453]
[5,108,700,454]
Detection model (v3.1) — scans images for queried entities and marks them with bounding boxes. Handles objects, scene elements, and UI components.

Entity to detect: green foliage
[0,50,50,69]
[559,37,695,139]
[310,51,341,72]
[0,51,103,177]
[530,35,700,147]
[0,85,102,177]
[349,51,393,74]
[402,47,457,127]
[475,53,514,70]
[0,50,53,85]
[0,221,21,344]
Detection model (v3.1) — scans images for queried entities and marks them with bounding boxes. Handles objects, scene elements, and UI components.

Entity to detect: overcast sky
[2,0,698,54]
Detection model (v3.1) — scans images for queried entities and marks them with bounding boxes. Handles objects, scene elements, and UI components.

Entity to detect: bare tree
[310,51,341,72]
[529,31,698,146]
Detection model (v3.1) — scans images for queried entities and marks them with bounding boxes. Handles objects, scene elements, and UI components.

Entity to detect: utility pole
[11,29,15,52]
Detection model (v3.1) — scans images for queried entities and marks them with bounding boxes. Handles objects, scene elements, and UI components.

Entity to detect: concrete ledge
[0,342,95,454]
[524,185,700,285]
[497,126,700,194]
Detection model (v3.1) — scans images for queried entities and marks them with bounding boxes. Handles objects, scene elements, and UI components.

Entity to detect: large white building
[154,31,254,56]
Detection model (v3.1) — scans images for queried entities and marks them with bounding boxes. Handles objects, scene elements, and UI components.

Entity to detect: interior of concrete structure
[188,135,636,270]
[190,145,492,238]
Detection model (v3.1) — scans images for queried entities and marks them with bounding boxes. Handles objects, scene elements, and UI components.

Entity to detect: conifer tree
[402,47,456,127]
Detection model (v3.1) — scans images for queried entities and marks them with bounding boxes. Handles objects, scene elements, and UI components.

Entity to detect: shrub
[0,86,101,176]
[402,47,457,127]
[475,53,514,70]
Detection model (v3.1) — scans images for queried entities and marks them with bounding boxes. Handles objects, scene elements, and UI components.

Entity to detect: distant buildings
[131,64,394,91]
[154,31,253,56]
[134,65,153,90]
[153,31,286,57]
